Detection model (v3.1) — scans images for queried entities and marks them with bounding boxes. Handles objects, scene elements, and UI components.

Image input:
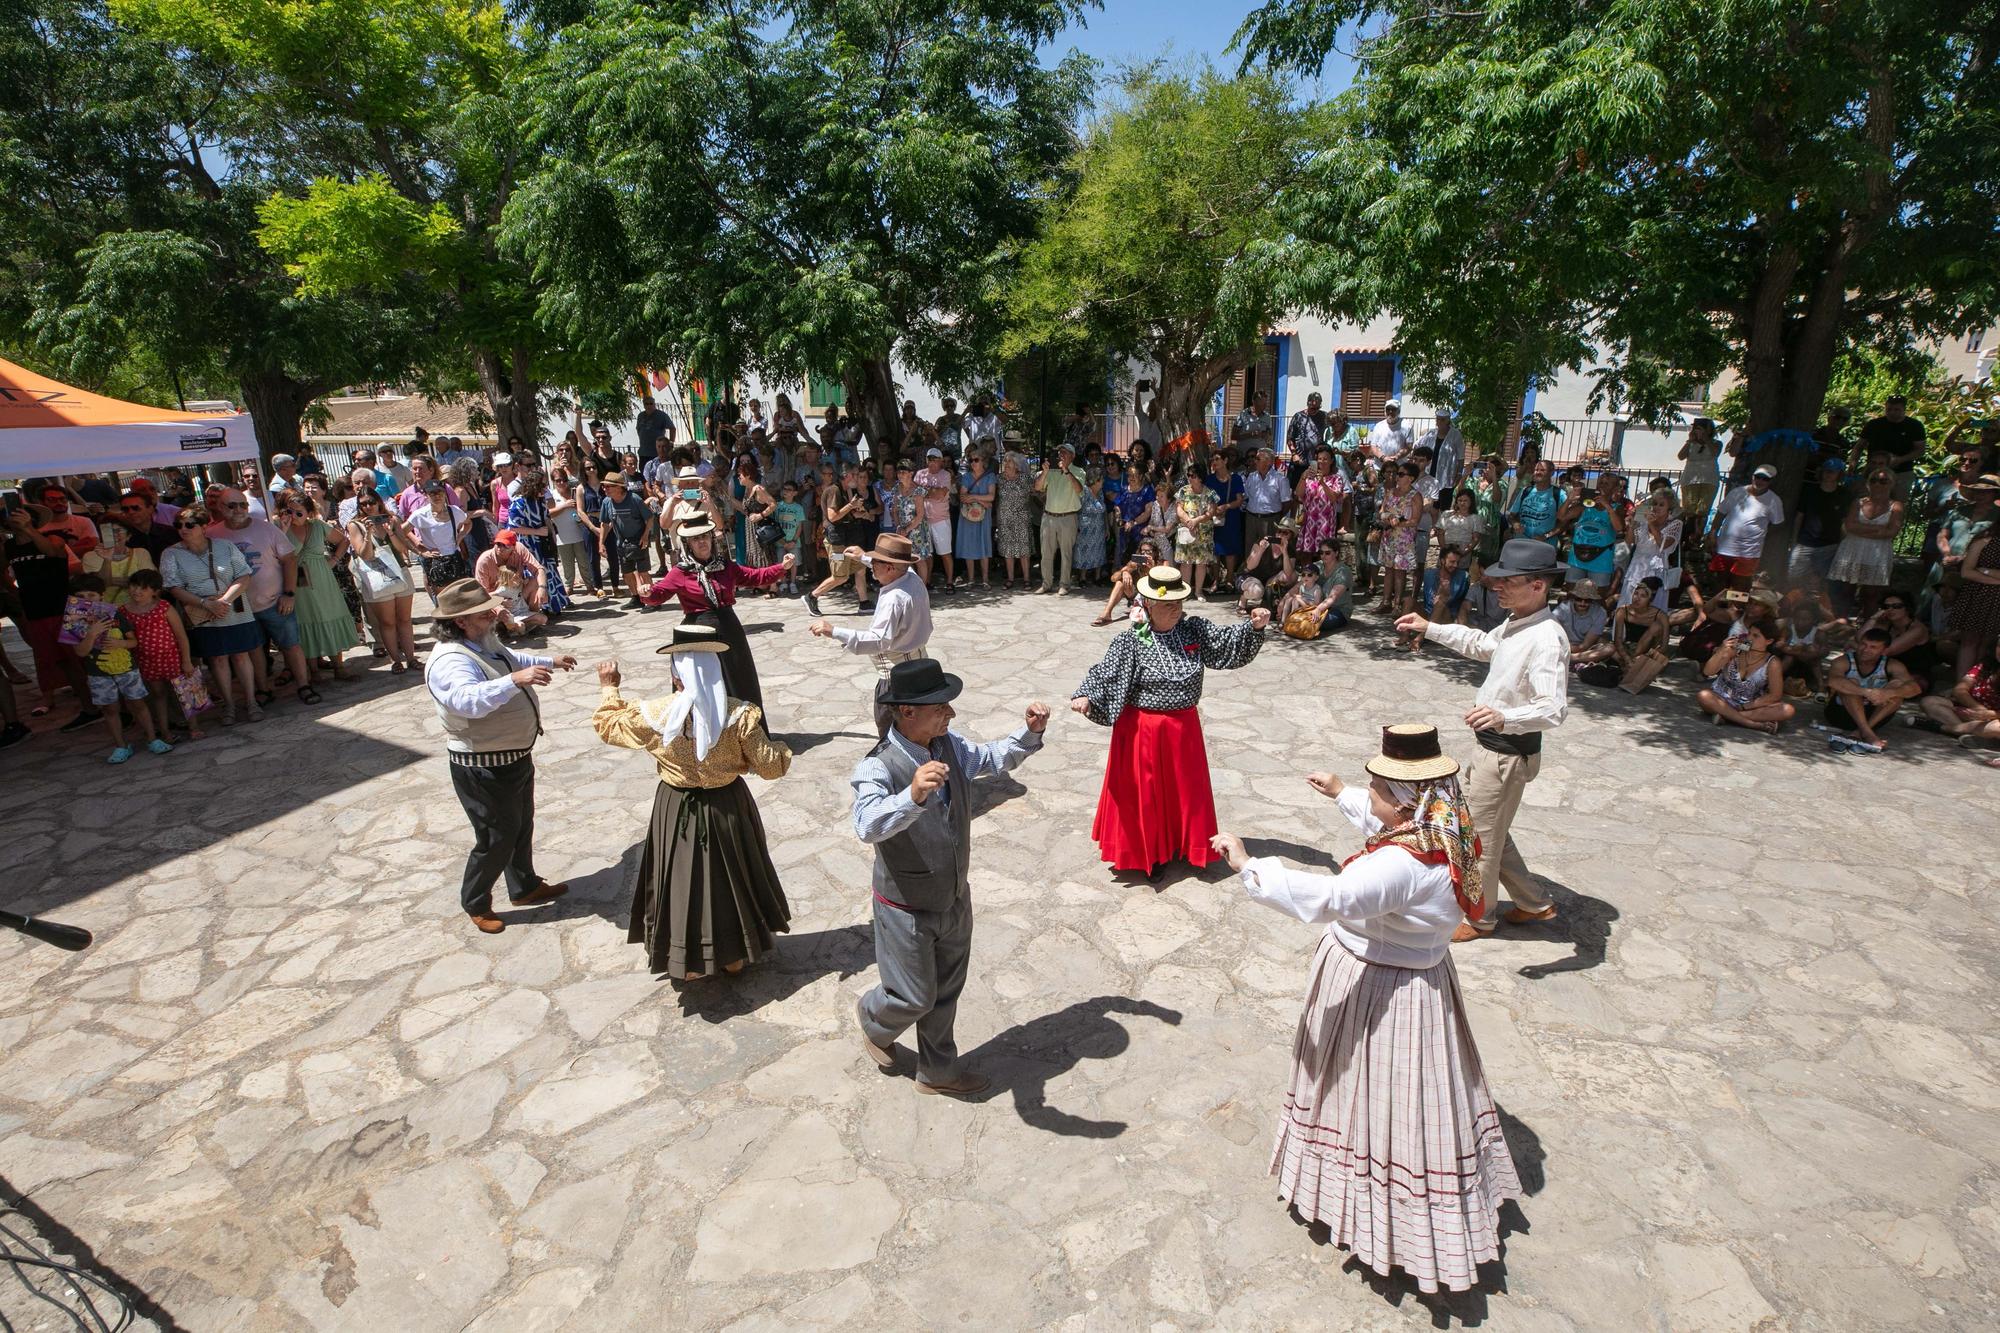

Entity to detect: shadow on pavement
[959,996,1184,1138]
[1512,878,1619,980]
[1296,1102,1544,1329]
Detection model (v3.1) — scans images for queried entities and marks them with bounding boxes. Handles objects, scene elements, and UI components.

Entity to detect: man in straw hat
[808,532,934,735]
[1397,537,1569,941]
[425,578,578,934]
[1209,723,1522,1292]
[852,658,1051,1095]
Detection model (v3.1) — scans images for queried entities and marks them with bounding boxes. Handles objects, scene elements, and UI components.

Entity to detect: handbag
[1283,606,1328,640]
[178,547,227,625]
[354,544,413,600]
[754,520,782,549]
[171,670,213,715]
[1618,648,1670,694]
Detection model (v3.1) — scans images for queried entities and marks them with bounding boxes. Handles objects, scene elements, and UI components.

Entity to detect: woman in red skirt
[1070,565,1270,878]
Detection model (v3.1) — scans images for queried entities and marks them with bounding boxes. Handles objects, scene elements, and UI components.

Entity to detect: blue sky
[1044,0,1357,95]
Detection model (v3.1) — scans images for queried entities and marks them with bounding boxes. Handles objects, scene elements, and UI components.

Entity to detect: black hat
[654,623,729,656]
[880,658,962,706]
[1483,538,1561,579]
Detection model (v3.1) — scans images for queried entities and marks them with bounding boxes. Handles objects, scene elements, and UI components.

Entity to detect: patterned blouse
[591,689,792,790]
[1074,615,1265,726]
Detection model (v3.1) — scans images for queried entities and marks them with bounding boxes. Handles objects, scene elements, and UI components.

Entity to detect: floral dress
[889,487,930,559]
[1174,486,1218,564]
[1298,472,1343,549]
[996,474,1033,558]
[1075,491,1109,571]
[1381,487,1421,571]
[508,493,571,613]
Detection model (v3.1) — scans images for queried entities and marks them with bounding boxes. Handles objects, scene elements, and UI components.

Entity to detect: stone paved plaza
[1,587,1995,1331]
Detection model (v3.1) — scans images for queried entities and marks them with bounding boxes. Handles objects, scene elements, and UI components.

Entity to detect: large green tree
[0,0,411,454]
[1002,66,1320,445]
[1239,0,2000,494]
[112,0,609,446]
[502,0,1095,454]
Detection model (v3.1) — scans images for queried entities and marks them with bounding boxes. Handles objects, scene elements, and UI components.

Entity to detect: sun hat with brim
[1365,723,1460,783]
[1965,473,2000,492]
[655,623,729,656]
[1484,537,1562,579]
[1566,579,1605,601]
[603,472,629,487]
[869,533,916,563]
[1136,565,1193,602]
[677,516,718,539]
[880,657,962,706]
[436,578,506,619]
[674,466,703,483]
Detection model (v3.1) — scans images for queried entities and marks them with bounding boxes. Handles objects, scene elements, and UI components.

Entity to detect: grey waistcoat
[868,734,971,913]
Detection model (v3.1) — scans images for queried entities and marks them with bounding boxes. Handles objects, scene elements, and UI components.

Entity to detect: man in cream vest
[425,578,578,934]
[851,659,1050,1095]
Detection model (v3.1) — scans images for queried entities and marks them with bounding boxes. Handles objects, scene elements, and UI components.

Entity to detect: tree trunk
[237,367,319,463]
[845,357,901,461]
[475,345,541,454]
[1154,343,1255,460]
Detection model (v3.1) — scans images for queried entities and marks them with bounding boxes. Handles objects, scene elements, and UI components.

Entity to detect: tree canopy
[1238,0,2000,482]
[1002,65,1320,445]
[501,0,1095,453]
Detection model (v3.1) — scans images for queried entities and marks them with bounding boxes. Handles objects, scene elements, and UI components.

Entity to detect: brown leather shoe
[857,1000,896,1068]
[512,880,569,907]
[1450,921,1490,943]
[469,913,506,934]
[1504,904,1558,925]
[916,1071,991,1097]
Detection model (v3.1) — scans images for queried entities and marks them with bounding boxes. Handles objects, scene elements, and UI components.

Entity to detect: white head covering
[644,651,730,762]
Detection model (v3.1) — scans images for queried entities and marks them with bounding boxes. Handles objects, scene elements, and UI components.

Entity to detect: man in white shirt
[1416,410,1466,489]
[1369,399,1414,463]
[1242,448,1294,553]
[1397,538,1569,940]
[1707,464,1785,590]
[807,533,934,735]
[425,578,578,934]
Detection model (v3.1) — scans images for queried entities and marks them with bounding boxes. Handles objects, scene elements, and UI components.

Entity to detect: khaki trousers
[1462,746,1552,929]
[1040,511,1079,590]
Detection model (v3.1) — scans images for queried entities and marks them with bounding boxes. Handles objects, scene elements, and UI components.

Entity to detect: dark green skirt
[629,777,790,977]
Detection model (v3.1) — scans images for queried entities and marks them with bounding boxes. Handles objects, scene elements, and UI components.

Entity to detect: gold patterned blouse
[592,687,792,789]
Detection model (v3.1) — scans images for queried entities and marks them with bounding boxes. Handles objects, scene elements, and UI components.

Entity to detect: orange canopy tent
[0,356,258,477]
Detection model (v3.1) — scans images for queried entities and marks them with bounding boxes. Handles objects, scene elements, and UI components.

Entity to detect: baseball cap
[925,447,943,459]
[1384,399,1401,412]
[1752,464,1777,480]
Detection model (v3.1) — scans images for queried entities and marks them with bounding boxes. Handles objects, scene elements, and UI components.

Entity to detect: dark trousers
[449,756,540,914]
[1244,510,1280,552]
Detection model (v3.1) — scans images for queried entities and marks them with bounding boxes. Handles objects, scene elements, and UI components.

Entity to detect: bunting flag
[1165,426,1211,457]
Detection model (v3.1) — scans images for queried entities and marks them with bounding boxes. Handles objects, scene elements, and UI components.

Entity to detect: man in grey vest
[425,578,579,934]
[851,659,1050,1095]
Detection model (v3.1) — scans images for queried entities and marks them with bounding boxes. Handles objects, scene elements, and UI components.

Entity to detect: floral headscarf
[1341,776,1485,921]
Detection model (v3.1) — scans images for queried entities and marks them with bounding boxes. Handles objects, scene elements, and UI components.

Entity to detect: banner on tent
[178,427,231,455]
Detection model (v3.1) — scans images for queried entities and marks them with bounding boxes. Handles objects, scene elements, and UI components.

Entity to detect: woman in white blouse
[1210,723,1522,1295]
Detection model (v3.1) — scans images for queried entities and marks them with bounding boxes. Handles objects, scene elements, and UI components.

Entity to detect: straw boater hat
[677,515,718,539]
[869,533,915,564]
[1136,565,1193,602]
[436,578,505,619]
[1364,724,1460,782]
[655,623,729,656]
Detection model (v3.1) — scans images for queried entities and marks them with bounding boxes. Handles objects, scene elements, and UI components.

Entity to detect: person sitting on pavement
[1696,605,1797,735]
[1823,624,1921,750]
[1916,637,2000,757]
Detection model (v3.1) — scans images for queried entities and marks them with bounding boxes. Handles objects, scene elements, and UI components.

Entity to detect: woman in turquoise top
[1563,491,1619,585]
[1508,459,1563,539]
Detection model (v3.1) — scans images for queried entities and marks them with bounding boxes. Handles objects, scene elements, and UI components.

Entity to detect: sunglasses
[176,520,203,529]
[1882,601,1906,610]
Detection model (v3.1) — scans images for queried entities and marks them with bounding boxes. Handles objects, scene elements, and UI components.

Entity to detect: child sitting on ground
[1777,600,1828,698]
[67,573,169,763]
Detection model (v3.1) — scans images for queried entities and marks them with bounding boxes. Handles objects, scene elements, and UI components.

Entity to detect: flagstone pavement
[1,586,1995,1331]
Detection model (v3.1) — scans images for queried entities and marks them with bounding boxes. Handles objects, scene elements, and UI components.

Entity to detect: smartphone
[681,488,701,502]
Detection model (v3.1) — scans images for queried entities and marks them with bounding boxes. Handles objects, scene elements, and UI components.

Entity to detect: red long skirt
[1091,706,1218,873]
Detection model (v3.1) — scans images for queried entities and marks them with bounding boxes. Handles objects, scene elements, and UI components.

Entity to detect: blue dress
[507,493,571,613]
[956,470,996,559]
[1075,492,1109,570]
[1115,484,1155,564]
[1207,471,1246,558]
[730,475,750,563]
